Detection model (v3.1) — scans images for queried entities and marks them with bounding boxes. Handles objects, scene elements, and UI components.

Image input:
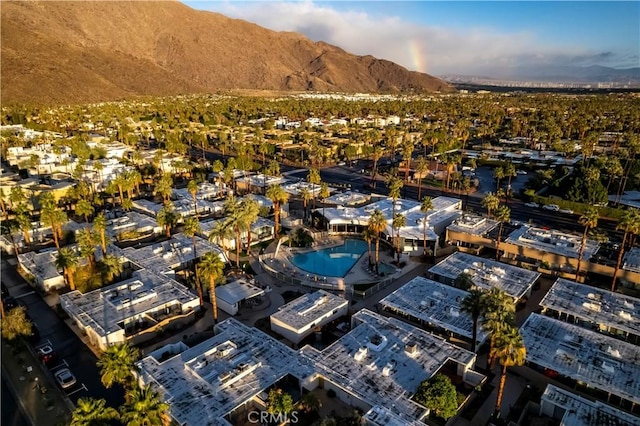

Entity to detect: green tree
[454,272,474,291]
[155,174,173,204]
[93,213,109,256]
[318,182,330,230]
[267,388,295,415]
[76,199,94,223]
[298,392,320,414]
[392,213,406,262]
[414,374,458,420]
[120,385,170,426]
[99,254,123,284]
[420,196,433,256]
[481,192,500,219]
[492,325,527,417]
[368,209,387,275]
[494,205,511,261]
[307,168,321,209]
[612,208,640,291]
[1,306,32,341]
[183,216,204,305]
[266,184,289,237]
[187,179,199,217]
[387,175,403,246]
[156,204,178,238]
[493,166,504,192]
[361,227,375,267]
[481,288,516,369]
[97,343,140,395]
[209,219,233,257]
[240,196,260,254]
[71,398,120,426]
[460,289,485,352]
[298,187,312,222]
[15,205,32,246]
[576,208,599,280]
[198,252,225,323]
[56,247,78,291]
[415,156,428,200]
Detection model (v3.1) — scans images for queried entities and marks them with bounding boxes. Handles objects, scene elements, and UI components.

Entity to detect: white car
[54,368,77,389]
[516,170,528,175]
[524,202,539,208]
[542,204,560,211]
[559,208,574,214]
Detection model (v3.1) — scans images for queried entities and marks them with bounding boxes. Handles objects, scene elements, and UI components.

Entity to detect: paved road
[1,259,124,409]
[1,377,29,426]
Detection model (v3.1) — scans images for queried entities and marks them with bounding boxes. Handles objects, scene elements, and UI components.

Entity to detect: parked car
[524,202,539,208]
[516,170,528,175]
[559,208,574,214]
[54,368,76,389]
[542,204,560,211]
[37,345,56,366]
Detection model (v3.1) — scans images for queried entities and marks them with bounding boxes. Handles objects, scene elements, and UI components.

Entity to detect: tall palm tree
[415,156,428,200]
[71,398,120,426]
[318,183,330,231]
[612,208,640,291]
[361,227,375,267]
[481,192,500,219]
[15,205,32,247]
[494,205,511,261]
[392,213,406,262]
[266,184,289,237]
[494,166,505,192]
[198,252,225,323]
[99,254,123,284]
[55,247,78,291]
[97,343,140,397]
[76,199,94,224]
[298,187,312,222]
[40,193,67,250]
[371,145,384,189]
[156,204,178,238]
[387,175,403,246]
[209,219,233,257]
[183,216,204,306]
[481,288,516,370]
[576,208,599,281]
[241,197,260,255]
[224,197,247,268]
[307,168,321,209]
[460,289,485,353]
[504,163,517,198]
[155,174,173,204]
[120,385,170,426]
[420,196,433,256]
[492,325,527,417]
[368,209,387,275]
[93,213,108,256]
[187,179,199,217]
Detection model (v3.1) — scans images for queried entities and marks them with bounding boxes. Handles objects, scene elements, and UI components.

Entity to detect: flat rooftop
[447,214,499,236]
[429,252,541,300]
[520,314,640,405]
[623,247,640,273]
[541,384,640,426]
[281,180,332,196]
[324,190,371,206]
[17,250,61,281]
[106,211,159,237]
[380,276,488,343]
[270,290,348,331]
[506,226,599,260]
[123,233,225,274]
[60,271,198,337]
[301,309,477,422]
[540,278,640,337]
[136,318,315,426]
[216,278,264,305]
[362,406,423,426]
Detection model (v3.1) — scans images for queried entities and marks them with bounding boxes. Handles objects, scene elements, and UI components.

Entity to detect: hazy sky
[182,1,639,76]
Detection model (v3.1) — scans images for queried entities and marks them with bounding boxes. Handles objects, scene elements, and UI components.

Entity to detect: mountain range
[0,1,453,105]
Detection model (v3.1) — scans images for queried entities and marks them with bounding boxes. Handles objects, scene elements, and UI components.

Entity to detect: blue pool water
[290,239,370,278]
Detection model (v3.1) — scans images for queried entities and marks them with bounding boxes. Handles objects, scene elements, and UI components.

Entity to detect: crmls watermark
[247,411,300,424]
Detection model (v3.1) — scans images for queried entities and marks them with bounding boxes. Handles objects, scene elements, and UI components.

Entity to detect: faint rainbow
[408,39,426,73]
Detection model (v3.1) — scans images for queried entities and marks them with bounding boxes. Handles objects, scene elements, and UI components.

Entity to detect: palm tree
[494,205,511,261]
[15,205,32,247]
[156,204,178,238]
[71,398,120,426]
[97,343,140,396]
[481,288,516,370]
[209,219,233,257]
[318,183,330,231]
[371,145,384,189]
[415,156,428,200]
[40,193,67,250]
[198,252,225,323]
[492,325,526,417]
[392,213,406,262]
[307,168,321,209]
[612,208,640,291]
[187,179,199,217]
[77,227,97,267]
[482,192,500,219]
[266,184,289,237]
[120,385,170,426]
[76,199,94,223]
[298,187,312,222]
[493,166,505,192]
[55,247,78,291]
[368,209,387,275]
[460,289,485,353]
[387,175,403,246]
[93,213,108,256]
[155,174,173,204]
[100,254,123,284]
[504,163,517,198]
[576,208,599,281]
[361,227,375,267]
[183,216,204,306]
[241,197,260,255]
[224,197,247,268]
[420,196,433,256]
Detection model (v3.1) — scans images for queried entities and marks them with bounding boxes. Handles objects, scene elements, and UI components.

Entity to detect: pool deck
[268,236,405,287]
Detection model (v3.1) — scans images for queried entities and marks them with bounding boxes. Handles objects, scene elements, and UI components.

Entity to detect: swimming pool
[290,239,370,278]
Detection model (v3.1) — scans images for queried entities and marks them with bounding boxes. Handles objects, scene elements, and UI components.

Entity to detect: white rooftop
[281,180,330,196]
[106,211,159,237]
[136,318,315,426]
[17,250,61,281]
[216,278,265,305]
[447,214,499,236]
[271,290,348,332]
[506,225,600,259]
[362,406,424,426]
[380,276,488,343]
[60,271,198,337]
[540,278,640,338]
[541,384,640,426]
[301,309,478,422]
[123,233,225,275]
[429,252,541,300]
[235,174,286,188]
[520,314,640,405]
[324,190,371,206]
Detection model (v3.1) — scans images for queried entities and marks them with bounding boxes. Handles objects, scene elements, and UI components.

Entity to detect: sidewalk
[1,339,72,426]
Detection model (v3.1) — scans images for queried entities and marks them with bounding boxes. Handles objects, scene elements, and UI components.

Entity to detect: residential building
[270,290,348,344]
[215,278,266,316]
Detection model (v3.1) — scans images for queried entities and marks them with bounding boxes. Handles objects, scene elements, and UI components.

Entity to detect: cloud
[196,1,633,76]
